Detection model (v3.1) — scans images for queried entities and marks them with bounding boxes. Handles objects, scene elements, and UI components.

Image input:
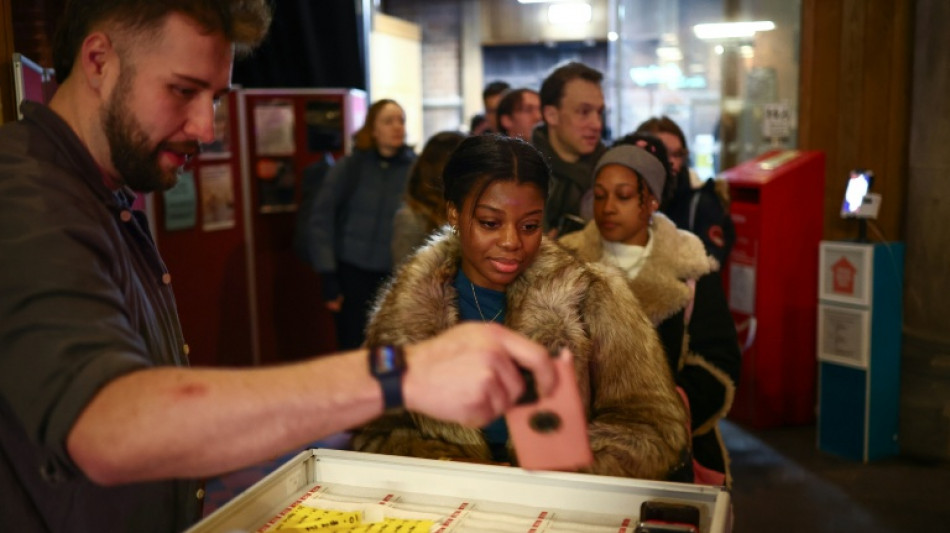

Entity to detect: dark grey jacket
[308,147,415,273]
[0,102,198,532]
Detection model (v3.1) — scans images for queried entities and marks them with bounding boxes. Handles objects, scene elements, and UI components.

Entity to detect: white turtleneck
[601,227,655,279]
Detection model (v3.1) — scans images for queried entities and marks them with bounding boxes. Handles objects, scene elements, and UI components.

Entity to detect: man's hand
[401,323,556,427]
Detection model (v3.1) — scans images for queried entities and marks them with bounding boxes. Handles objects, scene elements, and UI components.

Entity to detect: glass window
[608,0,801,175]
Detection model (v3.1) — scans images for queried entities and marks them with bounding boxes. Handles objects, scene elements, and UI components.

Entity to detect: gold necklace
[470,282,504,322]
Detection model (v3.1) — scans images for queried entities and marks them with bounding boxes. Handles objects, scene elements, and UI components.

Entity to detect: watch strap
[368,345,406,410]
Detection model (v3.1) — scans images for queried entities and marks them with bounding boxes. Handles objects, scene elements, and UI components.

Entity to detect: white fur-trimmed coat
[560,213,741,485]
[350,228,689,480]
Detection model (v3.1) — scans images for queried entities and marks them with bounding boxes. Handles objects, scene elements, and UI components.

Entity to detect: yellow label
[270,507,434,532]
[272,508,361,531]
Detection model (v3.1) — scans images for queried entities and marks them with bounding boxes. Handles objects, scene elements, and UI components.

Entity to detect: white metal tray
[188,449,731,532]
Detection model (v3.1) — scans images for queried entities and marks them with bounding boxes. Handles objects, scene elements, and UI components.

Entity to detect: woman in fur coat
[351,135,689,481]
[560,140,741,487]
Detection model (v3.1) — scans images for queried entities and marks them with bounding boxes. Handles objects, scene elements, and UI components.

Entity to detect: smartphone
[633,523,699,533]
[506,348,593,472]
[841,169,874,216]
[639,501,701,528]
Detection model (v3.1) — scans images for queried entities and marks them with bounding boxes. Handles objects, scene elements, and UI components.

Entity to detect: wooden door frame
[0,0,16,124]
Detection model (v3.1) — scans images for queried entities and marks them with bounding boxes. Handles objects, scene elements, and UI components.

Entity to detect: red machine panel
[153,89,367,368]
[153,92,254,367]
[238,89,367,364]
[721,150,825,428]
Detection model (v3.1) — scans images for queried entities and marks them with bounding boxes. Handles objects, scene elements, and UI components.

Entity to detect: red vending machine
[721,150,825,428]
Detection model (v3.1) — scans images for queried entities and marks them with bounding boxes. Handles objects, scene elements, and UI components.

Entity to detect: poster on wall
[253,100,296,156]
[163,170,197,231]
[256,157,296,213]
[200,102,231,158]
[200,164,236,231]
[817,305,869,368]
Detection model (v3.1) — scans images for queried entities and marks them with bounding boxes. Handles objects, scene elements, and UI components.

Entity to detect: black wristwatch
[368,345,407,410]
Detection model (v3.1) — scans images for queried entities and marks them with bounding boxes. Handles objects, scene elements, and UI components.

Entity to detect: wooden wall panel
[837,1,863,171]
[799,0,912,242]
[881,2,912,238]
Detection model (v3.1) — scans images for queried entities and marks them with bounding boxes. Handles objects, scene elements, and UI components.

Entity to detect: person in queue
[496,87,542,140]
[390,130,467,267]
[308,98,416,349]
[635,116,735,265]
[531,61,607,236]
[559,138,741,486]
[479,79,511,134]
[0,2,559,530]
[350,135,689,480]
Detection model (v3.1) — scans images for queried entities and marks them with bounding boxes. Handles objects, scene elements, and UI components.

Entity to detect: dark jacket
[560,214,741,486]
[308,147,415,274]
[531,125,606,235]
[663,168,735,266]
[351,228,689,480]
[0,102,198,531]
[293,152,335,263]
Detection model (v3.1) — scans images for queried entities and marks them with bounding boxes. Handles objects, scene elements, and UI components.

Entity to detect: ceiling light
[548,3,592,25]
[693,21,775,40]
[656,46,683,62]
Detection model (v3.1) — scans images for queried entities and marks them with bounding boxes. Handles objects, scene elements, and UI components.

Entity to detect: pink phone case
[506,349,594,471]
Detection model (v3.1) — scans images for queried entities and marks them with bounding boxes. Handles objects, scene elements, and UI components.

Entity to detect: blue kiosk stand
[816,240,904,461]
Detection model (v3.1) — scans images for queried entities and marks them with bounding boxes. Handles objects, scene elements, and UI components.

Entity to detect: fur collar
[368,226,595,357]
[559,213,717,324]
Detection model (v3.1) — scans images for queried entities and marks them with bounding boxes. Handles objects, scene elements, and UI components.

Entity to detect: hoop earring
[451,225,458,236]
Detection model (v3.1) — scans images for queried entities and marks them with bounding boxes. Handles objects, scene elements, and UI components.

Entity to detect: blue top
[453,268,510,461]
[453,268,506,324]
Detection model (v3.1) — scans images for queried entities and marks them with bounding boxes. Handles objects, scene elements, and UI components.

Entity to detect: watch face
[369,346,406,410]
[371,346,406,375]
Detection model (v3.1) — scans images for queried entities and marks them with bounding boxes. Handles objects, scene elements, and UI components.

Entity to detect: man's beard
[101,69,196,192]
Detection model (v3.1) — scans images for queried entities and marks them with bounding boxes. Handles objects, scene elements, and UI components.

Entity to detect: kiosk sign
[831,256,857,296]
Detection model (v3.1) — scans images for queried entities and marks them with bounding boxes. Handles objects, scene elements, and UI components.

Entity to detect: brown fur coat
[351,228,689,480]
[560,213,740,486]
